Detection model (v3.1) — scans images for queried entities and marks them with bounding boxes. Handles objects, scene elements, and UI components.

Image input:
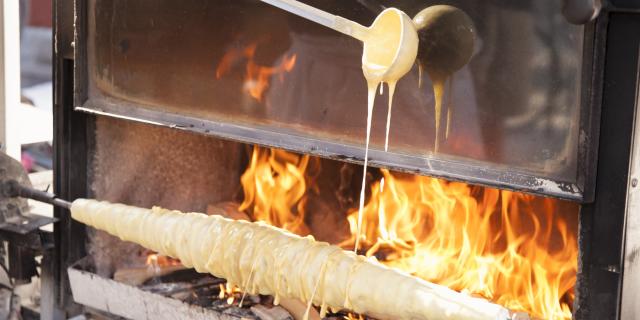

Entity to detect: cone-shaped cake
[71,199,509,320]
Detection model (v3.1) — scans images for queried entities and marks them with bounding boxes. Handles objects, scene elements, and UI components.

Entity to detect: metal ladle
[413,5,475,149]
[413,5,475,82]
[259,0,418,83]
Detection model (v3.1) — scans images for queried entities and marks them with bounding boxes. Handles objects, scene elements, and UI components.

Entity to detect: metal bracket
[0,152,59,284]
[1,180,71,210]
[0,153,60,240]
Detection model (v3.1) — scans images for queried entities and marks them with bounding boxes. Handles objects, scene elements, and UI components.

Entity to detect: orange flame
[342,170,577,320]
[216,43,296,102]
[239,148,578,319]
[239,147,319,235]
[219,283,242,305]
[344,313,365,320]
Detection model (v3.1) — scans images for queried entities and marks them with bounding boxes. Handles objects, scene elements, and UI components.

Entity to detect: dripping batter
[355,8,418,252]
[413,5,475,152]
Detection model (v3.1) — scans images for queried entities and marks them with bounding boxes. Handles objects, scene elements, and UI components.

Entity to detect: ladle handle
[259,0,369,42]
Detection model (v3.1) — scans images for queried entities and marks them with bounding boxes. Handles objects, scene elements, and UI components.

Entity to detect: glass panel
[86,0,583,184]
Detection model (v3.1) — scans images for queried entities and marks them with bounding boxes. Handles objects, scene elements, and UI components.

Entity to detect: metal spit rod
[2,180,72,210]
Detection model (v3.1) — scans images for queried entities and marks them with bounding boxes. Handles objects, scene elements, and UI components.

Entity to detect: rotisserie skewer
[70,198,509,320]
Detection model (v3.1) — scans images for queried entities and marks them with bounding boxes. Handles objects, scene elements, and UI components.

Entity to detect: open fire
[240,147,578,319]
[209,33,577,320]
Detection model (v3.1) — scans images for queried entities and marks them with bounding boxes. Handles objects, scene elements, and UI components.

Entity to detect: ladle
[259,0,418,82]
[413,5,475,82]
[413,5,475,150]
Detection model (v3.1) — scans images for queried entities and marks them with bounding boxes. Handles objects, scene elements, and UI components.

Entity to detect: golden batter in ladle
[357,8,418,252]
[414,5,475,152]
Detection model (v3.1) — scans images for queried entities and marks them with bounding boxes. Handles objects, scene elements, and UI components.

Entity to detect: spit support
[1,179,71,211]
[0,153,60,284]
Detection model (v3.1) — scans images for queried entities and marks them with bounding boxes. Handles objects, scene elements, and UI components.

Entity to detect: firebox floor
[69,256,371,320]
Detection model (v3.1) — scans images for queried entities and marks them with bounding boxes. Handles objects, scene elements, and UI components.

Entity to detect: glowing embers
[215,42,297,102]
[344,313,365,320]
[239,147,578,319]
[218,283,244,305]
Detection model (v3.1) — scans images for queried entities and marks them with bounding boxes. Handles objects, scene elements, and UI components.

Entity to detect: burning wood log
[70,199,510,320]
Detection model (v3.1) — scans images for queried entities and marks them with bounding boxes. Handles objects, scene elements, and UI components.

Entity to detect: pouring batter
[355,7,418,252]
[258,0,419,252]
[413,5,475,152]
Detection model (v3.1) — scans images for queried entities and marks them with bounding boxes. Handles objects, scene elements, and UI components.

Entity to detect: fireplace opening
[81,117,579,320]
[238,147,579,320]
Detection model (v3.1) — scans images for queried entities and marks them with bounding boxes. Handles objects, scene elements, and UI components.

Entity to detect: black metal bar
[54,63,91,316]
[608,0,640,11]
[53,0,89,316]
[76,101,585,202]
[1,180,72,210]
[577,13,607,203]
[574,12,640,320]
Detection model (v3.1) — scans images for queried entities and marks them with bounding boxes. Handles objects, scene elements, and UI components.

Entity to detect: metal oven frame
[50,1,640,319]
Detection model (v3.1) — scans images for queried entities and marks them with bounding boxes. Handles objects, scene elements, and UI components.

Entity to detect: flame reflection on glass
[216,43,296,102]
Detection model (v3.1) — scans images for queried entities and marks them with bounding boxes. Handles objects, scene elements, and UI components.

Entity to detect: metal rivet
[632,178,638,187]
